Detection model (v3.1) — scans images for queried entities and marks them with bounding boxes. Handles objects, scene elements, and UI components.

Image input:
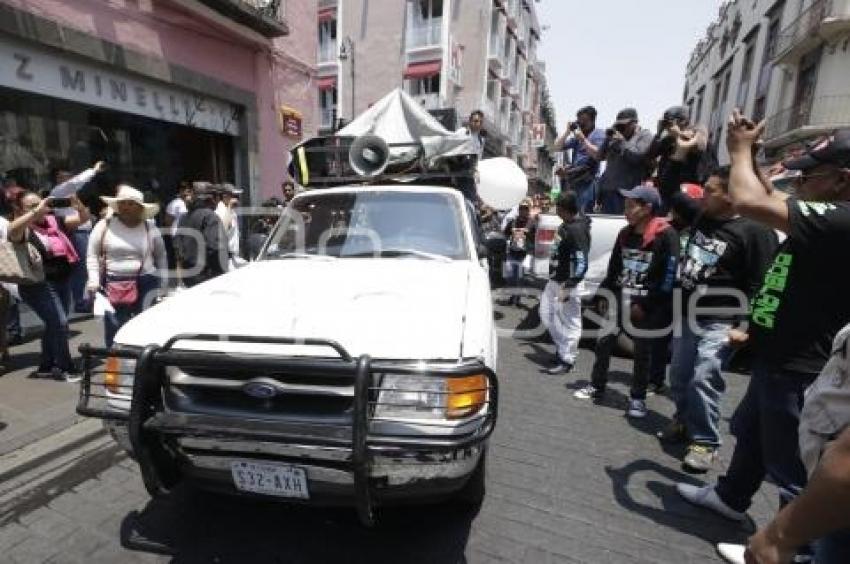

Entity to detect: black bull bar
[76,334,498,526]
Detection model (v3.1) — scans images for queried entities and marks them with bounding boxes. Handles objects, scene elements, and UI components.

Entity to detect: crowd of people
[0,170,294,381]
[524,102,850,563]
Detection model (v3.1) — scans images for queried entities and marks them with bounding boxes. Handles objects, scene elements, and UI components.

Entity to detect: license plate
[230,461,310,499]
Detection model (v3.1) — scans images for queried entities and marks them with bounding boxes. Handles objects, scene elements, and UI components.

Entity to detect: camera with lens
[568,122,579,132]
[605,128,616,137]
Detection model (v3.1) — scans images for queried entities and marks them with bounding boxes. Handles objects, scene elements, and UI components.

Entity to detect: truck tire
[455,450,486,509]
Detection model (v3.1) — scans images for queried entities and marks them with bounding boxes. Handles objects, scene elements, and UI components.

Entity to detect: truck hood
[115,259,473,360]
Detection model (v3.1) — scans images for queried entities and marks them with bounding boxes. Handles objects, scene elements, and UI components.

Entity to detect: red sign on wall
[279,105,303,139]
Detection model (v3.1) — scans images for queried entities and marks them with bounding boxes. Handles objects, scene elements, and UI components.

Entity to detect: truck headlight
[374,374,488,420]
[103,356,136,396]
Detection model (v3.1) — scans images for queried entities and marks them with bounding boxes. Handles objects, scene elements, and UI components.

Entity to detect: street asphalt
[0,296,780,563]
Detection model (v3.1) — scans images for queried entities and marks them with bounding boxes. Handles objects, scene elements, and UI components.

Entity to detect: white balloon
[477,157,528,210]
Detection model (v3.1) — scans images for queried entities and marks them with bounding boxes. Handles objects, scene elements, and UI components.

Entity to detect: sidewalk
[0,315,102,457]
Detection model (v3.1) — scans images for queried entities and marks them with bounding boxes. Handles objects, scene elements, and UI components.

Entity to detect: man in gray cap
[595,108,655,214]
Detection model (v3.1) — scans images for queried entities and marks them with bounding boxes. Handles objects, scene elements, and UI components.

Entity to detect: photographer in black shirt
[677,116,850,563]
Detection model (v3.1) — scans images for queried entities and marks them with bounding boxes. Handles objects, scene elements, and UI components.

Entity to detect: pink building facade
[0,0,318,203]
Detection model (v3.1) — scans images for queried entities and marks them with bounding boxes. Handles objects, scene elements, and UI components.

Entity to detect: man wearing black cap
[554,106,606,213]
[677,113,850,563]
[595,108,654,214]
[574,184,678,418]
[174,181,228,287]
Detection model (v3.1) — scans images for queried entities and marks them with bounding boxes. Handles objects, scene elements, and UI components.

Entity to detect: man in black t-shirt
[659,159,777,474]
[677,119,850,562]
[540,191,591,374]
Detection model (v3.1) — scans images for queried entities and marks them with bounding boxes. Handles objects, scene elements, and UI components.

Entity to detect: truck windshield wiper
[345,249,452,262]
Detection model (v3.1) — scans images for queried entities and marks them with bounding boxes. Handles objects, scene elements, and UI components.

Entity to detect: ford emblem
[242,381,278,399]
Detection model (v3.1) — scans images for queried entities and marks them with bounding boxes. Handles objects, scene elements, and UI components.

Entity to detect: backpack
[799,322,850,477]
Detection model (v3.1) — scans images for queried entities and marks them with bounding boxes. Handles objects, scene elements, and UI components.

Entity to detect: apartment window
[721,68,732,104]
[791,48,822,129]
[318,19,337,63]
[405,73,441,109]
[737,41,756,109]
[415,0,443,20]
[319,88,337,130]
[753,96,767,122]
[408,0,443,48]
[711,78,723,111]
[695,87,705,125]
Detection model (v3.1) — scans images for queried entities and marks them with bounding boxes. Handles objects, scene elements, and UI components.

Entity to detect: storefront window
[0,86,236,211]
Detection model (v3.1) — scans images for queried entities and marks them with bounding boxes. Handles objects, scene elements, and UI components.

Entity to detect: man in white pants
[540,191,591,375]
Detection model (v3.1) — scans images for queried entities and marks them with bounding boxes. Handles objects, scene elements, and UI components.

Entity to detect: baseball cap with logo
[783,129,850,171]
[614,108,639,125]
[619,185,662,210]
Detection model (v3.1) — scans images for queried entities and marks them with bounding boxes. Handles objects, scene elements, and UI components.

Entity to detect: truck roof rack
[288,136,475,189]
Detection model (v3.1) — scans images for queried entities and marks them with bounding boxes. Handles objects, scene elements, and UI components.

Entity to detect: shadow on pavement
[605,459,752,549]
[121,486,475,563]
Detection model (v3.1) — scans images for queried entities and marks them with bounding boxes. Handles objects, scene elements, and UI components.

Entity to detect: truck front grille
[163,366,360,422]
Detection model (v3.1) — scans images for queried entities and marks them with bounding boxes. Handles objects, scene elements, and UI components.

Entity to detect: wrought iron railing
[771,0,831,60]
[765,95,850,139]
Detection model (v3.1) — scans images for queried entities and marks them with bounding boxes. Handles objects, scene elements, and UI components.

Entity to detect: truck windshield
[260,191,470,261]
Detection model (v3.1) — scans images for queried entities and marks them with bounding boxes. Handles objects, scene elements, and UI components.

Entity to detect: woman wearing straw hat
[86,184,166,347]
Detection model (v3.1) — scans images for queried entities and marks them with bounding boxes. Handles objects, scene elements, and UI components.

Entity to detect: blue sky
[536,0,722,133]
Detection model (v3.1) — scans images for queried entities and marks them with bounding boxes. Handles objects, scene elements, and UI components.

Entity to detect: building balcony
[196,0,288,37]
[411,93,443,110]
[771,0,850,64]
[764,94,850,147]
[318,43,337,65]
[406,19,443,57]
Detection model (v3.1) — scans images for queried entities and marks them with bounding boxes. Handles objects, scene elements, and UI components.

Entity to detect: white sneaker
[626,399,647,418]
[573,385,602,400]
[716,543,746,564]
[676,483,746,522]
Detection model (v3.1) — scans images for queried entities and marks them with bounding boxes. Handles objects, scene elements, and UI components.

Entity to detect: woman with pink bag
[86,185,166,348]
[7,191,90,381]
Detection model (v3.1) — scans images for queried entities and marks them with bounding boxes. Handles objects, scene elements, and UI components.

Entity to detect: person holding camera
[7,191,90,381]
[649,106,711,213]
[554,106,606,213]
[595,108,655,215]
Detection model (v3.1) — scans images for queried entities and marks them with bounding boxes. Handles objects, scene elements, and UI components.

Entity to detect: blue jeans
[816,529,850,563]
[670,320,732,447]
[567,178,596,214]
[19,278,73,372]
[103,274,160,348]
[70,230,92,312]
[715,362,816,559]
[505,258,524,298]
[599,190,625,214]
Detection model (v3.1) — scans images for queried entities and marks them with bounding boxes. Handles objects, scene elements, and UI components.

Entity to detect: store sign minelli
[1,38,240,135]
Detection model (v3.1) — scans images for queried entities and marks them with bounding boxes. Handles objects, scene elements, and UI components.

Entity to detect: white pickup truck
[77,185,498,525]
[532,212,628,300]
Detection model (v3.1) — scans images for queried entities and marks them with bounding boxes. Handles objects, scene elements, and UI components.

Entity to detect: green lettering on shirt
[752,252,793,330]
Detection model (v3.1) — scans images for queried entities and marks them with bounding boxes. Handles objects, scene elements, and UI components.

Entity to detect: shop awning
[318,76,337,90]
[403,60,441,80]
[318,8,336,22]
